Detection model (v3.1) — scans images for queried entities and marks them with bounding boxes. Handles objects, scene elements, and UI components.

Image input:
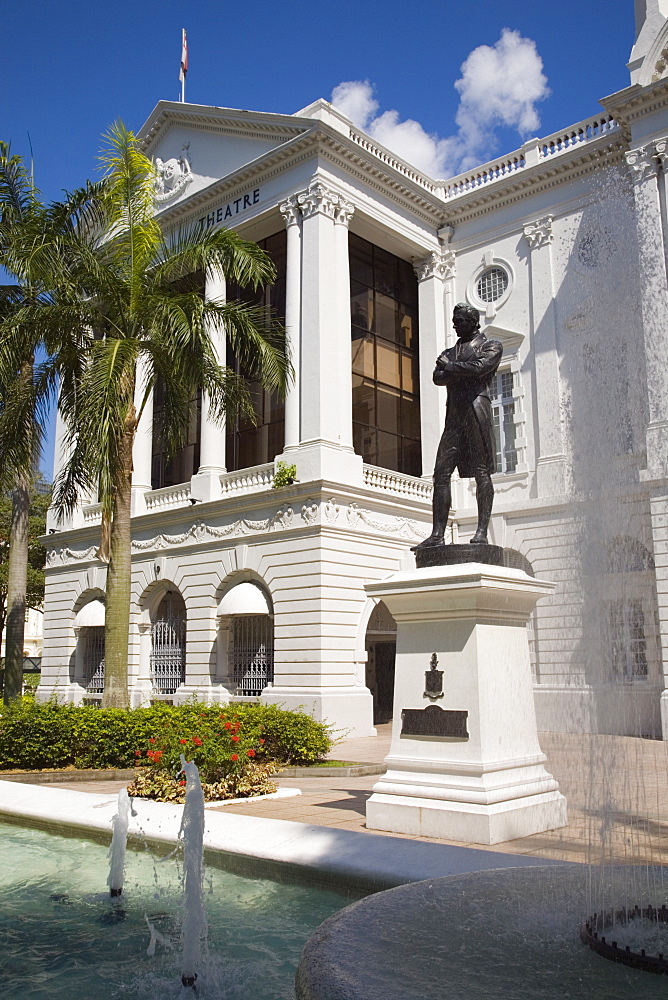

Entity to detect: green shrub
[0,699,332,771]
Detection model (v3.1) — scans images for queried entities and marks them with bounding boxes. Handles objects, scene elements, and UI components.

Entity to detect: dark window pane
[351,282,372,332]
[352,378,376,427]
[376,384,401,431]
[349,234,374,287]
[401,395,421,439]
[401,438,422,477]
[352,334,375,379]
[373,246,399,297]
[376,430,401,470]
[375,292,399,342]
[376,340,401,388]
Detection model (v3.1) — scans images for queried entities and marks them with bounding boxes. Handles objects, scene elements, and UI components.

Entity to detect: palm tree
[52,122,289,708]
[0,144,93,703]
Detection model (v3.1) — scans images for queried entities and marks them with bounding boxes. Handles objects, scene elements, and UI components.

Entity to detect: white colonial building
[39,2,668,739]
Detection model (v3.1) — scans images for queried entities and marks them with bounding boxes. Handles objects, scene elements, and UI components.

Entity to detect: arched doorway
[151,591,186,694]
[365,601,397,724]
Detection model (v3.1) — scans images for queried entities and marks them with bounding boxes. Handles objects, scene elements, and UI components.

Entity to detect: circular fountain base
[296,866,668,1000]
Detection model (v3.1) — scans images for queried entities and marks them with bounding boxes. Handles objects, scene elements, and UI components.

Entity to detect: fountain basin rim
[0,778,557,895]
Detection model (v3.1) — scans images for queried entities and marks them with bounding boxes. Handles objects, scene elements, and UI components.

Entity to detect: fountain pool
[0,819,363,1000]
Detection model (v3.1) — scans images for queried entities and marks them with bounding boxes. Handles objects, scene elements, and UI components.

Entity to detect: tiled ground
[40,723,668,865]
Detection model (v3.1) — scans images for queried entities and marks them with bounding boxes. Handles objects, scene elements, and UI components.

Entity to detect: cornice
[154,124,448,231]
[441,137,628,228]
[600,76,668,128]
[138,101,310,154]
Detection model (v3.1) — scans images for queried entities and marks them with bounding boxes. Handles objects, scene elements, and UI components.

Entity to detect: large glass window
[349,234,420,476]
[226,231,286,471]
[602,598,648,680]
[490,370,518,474]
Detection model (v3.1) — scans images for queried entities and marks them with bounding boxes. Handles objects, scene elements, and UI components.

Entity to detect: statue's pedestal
[365,563,567,845]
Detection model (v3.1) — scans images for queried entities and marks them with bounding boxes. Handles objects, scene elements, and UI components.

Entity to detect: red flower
[259,739,265,744]
[231,735,239,742]
[230,754,239,762]
[149,738,156,744]
[247,749,255,757]
[179,739,187,744]
[224,722,231,730]
[179,780,186,786]
[193,737,202,746]
[134,750,141,757]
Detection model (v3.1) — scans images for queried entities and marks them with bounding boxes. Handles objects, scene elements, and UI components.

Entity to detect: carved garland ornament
[48,499,428,565]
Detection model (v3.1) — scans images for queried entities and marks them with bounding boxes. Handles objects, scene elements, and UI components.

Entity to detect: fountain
[179,755,207,989]
[107,787,131,897]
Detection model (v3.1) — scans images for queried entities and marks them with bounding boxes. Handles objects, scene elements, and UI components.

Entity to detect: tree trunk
[101,420,134,709]
[4,476,30,704]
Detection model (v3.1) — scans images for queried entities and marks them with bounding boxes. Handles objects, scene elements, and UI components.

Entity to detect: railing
[82,503,102,523]
[442,113,619,201]
[220,463,274,497]
[145,481,192,511]
[349,130,439,194]
[363,464,432,502]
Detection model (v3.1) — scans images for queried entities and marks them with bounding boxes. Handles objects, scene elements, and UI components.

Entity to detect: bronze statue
[416,303,502,549]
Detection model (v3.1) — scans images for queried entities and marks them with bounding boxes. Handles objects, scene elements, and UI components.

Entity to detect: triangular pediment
[138,101,310,209]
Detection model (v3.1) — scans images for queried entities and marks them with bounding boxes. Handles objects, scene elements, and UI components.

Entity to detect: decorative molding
[654,136,668,164]
[625,145,657,184]
[46,546,98,567]
[154,143,193,203]
[279,195,301,228]
[324,498,341,522]
[297,179,339,220]
[301,499,319,525]
[296,179,355,226]
[345,502,428,539]
[131,507,293,554]
[413,249,456,282]
[334,197,355,227]
[523,216,553,250]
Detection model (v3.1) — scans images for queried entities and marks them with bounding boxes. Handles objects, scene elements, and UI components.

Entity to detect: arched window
[219,582,274,696]
[151,591,186,694]
[74,598,105,695]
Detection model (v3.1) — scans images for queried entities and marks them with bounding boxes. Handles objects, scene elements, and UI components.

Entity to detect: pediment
[139,102,308,209]
[483,322,524,353]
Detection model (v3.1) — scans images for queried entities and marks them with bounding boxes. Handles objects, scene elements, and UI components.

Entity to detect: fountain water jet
[179,754,207,989]
[107,786,130,897]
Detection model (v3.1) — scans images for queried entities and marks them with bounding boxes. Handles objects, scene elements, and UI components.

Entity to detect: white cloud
[330,80,377,129]
[330,29,549,178]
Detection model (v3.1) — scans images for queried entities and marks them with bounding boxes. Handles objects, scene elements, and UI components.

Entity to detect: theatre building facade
[40,8,668,738]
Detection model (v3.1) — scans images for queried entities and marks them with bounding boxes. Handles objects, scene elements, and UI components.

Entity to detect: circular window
[476,266,509,303]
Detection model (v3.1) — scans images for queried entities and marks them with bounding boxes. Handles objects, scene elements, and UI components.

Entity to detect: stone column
[414,249,453,477]
[522,216,567,497]
[295,178,362,484]
[653,136,668,280]
[191,269,227,502]
[626,144,668,477]
[131,355,154,515]
[626,143,668,737]
[279,196,302,452]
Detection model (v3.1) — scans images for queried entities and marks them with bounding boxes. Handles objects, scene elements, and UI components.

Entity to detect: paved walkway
[40,724,668,865]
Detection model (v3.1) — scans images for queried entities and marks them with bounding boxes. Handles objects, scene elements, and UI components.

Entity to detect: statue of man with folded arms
[415,302,503,550]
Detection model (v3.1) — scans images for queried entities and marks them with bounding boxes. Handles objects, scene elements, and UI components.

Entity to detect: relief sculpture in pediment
[154,142,192,202]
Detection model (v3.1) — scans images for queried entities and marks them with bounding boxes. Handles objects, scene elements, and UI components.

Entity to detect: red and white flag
[179,29,188,85]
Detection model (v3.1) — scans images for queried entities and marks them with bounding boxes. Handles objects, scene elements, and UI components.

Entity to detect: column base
[191,470,223,502]
[261,685,375,737]
[366,788,567,845]
[286,442,363,487]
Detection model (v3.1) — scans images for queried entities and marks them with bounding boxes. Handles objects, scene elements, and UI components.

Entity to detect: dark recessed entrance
[365,601,397,724]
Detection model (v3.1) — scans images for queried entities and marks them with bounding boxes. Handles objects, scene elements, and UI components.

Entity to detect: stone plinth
[365,563,567,845]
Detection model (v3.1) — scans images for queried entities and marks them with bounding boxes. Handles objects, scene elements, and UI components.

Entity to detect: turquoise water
[0,821,359,999]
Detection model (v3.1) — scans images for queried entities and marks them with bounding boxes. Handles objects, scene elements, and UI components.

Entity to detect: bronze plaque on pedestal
[401,705,469,740]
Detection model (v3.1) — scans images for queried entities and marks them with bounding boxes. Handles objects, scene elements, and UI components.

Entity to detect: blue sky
[2,0,635,477]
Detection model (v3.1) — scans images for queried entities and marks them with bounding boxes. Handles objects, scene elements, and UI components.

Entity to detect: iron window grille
[603,598,649,680]
[151,600,186,694]
[82,626,105,694]
[477,266,509,303]
[232,615,274,697]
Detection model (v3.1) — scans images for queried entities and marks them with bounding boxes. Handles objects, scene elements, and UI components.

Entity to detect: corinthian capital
[625,145,658,184]
[523,216,553,250]
[297,180,339,220]
[413,249,455,282]
[279,195,301,228]
[335,197,355,227]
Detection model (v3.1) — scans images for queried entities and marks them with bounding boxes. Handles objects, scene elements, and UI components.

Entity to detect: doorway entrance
[365,601,397,724]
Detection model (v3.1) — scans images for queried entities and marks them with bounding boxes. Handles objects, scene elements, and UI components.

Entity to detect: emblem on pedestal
[424,653,444,700]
